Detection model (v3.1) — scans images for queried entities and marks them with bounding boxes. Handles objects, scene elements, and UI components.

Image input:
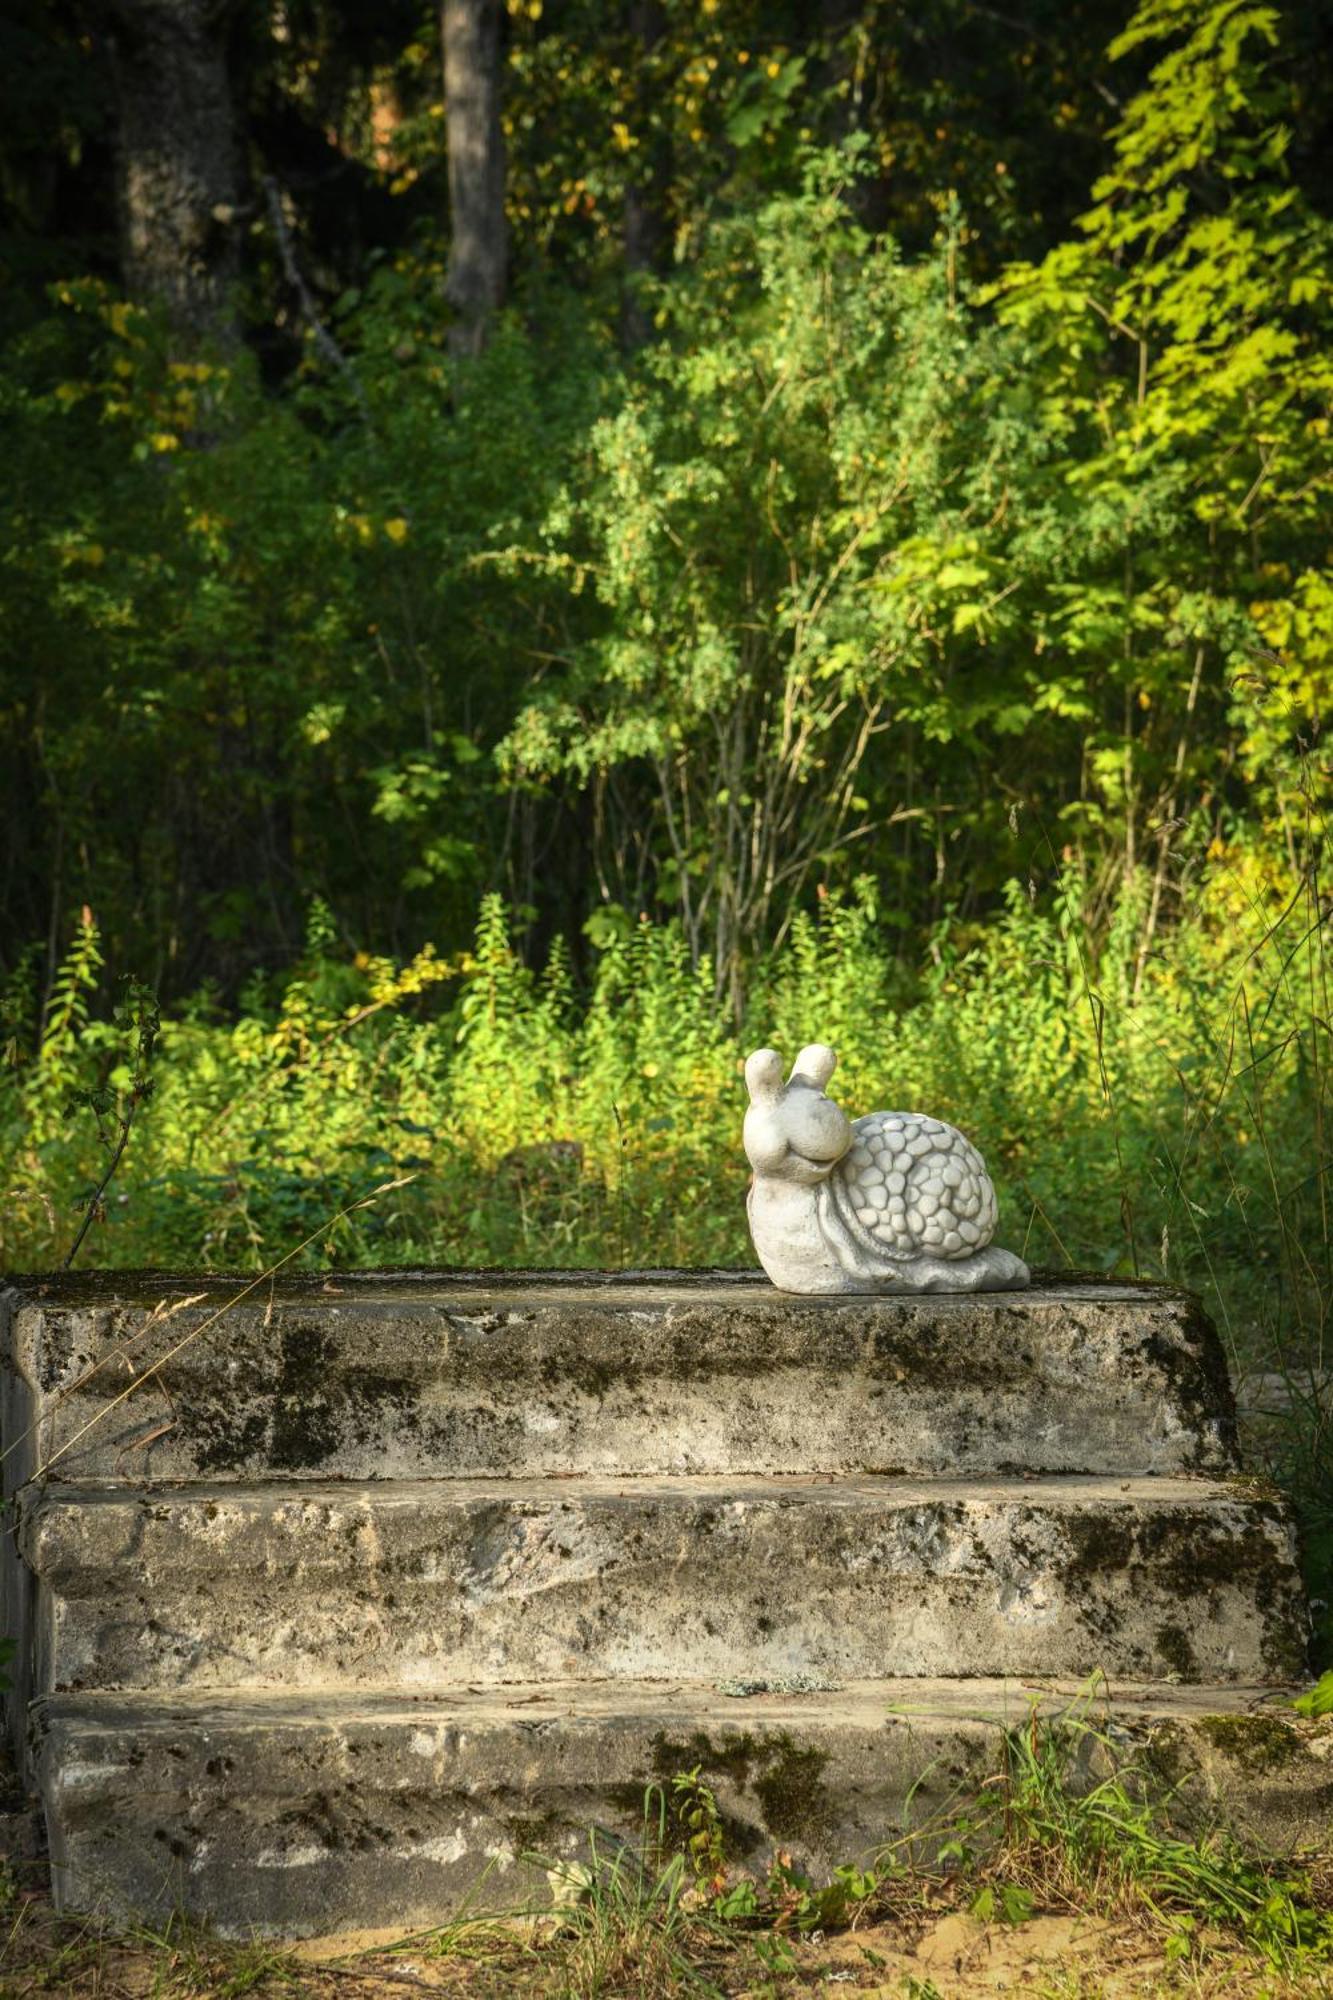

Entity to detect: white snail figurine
[743,1043,1030,1295]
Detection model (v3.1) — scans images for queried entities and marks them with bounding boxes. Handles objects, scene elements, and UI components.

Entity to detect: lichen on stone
[715,1673,844,1698]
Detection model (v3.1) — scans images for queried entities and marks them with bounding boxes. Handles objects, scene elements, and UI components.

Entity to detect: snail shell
[823,1111,998,1263]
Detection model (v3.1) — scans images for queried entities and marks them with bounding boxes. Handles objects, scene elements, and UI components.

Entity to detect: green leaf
[936,561,989,592]
[713,1880,758,1920]
[1000,1884,1036,1925]
[1291,1671,1333,1718]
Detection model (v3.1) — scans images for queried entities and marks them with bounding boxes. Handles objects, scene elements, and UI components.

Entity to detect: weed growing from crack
[921,1689,1333,1978]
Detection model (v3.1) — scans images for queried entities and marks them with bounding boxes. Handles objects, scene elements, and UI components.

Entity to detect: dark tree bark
[442,0,507,356]
[620,0,670,351]
[808,0,891,234]
[102,0,243,342]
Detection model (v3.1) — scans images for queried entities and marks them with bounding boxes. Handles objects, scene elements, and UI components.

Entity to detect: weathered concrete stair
[0,1270,1314,1934]
[40,1678,1333,1940]
[21,1475,1302,1690]
[10,1270,1236,1481]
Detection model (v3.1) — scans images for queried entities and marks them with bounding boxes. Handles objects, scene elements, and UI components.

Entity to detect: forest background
[0,0,1330,1641]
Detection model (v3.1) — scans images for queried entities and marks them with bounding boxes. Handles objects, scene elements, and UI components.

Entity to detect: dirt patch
[823,1912,1189,1995]
[1,1892,1323,1999]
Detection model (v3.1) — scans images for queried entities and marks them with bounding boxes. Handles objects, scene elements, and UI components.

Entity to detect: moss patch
[753,1741,834,1842]
[1195,1713,1303,1772]
[643,1729,835,1849]
[648,1729,757,1789]
[504,1809,568,1856]
[1156,1622,1199,1678]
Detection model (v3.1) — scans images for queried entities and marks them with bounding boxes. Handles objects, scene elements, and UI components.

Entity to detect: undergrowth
[443,1691,1333,1993]
[3,858,1327,1321]
[957,1693,1333,1970]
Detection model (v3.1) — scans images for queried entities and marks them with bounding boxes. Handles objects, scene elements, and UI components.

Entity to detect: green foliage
[0,275,607,987]
[993,0,1333,865]
[969,1881,1036,1926]
[59,967,160,1269]
[485,0,1131,288]
[532,1788,724,1997]
[6,0,1331,1010]
[516,1699,1333,1991]
[670,1767,728,1895]
[495,157,1055,999]
[1291,1672,1333,1720]
[955,1690,1333,1971]
[4,844,1327,1307]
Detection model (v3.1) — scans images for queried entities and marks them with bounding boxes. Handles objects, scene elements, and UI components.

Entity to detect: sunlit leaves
[992,0,1333,851]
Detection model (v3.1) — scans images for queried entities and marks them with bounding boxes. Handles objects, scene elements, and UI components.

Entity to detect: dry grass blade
[114,1418,177,1462]
[18,1175,416,1491]
[0,1290,207,1475]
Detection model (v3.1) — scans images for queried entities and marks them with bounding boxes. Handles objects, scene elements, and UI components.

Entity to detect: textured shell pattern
[828,1112,998,1261]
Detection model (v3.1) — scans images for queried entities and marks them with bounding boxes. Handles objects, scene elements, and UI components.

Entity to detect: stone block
[2,1271,1238,1483]
[34,1679,1329,1937]
[21,1473,1307,1692]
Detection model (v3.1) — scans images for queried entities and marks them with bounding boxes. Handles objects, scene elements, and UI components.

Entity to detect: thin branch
[264,177,374,429]
[62,1108,138,1270]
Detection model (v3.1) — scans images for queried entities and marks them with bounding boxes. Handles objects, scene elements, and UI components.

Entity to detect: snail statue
[744,1043,1030,1295]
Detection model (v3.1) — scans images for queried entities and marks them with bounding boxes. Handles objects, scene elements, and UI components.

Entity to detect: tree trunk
[620,0,670,350]
[442,0,507,356]
[102,0,242,343]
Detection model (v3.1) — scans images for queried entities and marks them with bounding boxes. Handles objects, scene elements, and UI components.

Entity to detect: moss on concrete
[503,1810,568,1856]
[752,1740,834,1842]
[642,1727,835,1848]
[1155,1623,1199,1678]
[1195,1712,1303,1771]
[648,1729,757,1789]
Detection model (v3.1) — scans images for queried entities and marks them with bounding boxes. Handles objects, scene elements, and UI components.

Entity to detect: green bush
[4,847,1325,1321]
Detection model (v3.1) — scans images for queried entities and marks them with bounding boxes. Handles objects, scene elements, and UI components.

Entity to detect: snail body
[744,1044,1030,1295]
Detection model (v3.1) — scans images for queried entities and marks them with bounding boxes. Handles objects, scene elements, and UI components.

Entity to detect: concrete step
[20,1475,1307,1693]
[35,1678,1330,1935]
[2,1271,1237,1482]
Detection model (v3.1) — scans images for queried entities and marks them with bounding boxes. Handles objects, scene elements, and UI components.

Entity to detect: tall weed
[3,851,1326,1315]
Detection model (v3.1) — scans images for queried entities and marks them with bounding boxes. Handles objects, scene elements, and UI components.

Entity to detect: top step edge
[3,1267,1186,1312]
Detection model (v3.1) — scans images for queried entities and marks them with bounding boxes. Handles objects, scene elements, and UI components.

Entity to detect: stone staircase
[0,1270,1312,1935]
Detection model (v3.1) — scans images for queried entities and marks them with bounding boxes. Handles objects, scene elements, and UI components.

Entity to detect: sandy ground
[279,1907,1321,1998]
[1,1892,1326,1998]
